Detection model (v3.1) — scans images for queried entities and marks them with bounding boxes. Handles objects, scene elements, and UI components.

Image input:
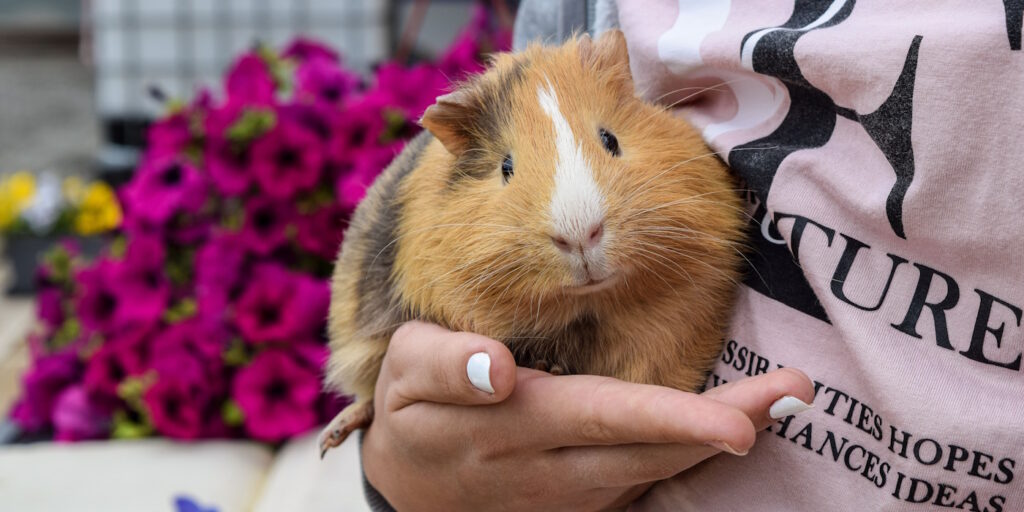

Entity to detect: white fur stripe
[537,85,606,244]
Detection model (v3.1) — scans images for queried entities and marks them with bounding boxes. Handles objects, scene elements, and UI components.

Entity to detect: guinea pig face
[420,31,742,305]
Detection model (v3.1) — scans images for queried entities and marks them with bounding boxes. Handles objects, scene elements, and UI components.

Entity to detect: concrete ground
[0,241,34,417]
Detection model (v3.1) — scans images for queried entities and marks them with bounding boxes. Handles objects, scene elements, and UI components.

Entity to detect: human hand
[361,322,814,511]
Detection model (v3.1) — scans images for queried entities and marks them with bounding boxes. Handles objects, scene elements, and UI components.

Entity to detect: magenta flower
[297,204,346,260]
[9,352,81,432]
[146,112,194,159]
[196,232,248,318]
[250,117,324,199]
[149,318,229,382]
[36,287,64,330]
[12,26,503,443]
[203,102,254,196]
[328,95,388,164]
[240,197,295,256]
[278,103,334,142]
[233,264,329,344]
[225,53,276,106]
[283,38,339,63]
[144,375,208,440]
[83,334,147,398]
[296,57,360,108]
[206,138,252,196]
[75,260,124,334]
[233,349,320,441]
[52,385,110,442]
[336,144,401,210]
[110,235,171,328]
[373,62,450,119]
[121,157,207,226]
[438,5,511,79]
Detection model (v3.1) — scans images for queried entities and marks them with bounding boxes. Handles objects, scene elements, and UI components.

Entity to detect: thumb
[382,321,517,411]
[702,368,816,431]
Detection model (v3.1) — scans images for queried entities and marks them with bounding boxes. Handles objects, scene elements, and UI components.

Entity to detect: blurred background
[0,1,517,510]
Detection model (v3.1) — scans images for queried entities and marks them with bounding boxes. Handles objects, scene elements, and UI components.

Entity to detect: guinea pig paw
[318,401,375,459]
[531,360,567,375]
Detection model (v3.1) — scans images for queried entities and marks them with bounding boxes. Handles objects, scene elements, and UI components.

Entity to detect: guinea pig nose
[551,221,605,253]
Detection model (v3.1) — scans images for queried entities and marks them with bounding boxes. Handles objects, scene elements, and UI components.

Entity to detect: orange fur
[324,31,746,437]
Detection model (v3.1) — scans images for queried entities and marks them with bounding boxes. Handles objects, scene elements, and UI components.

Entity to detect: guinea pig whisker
[623,190,743,222]
[632,242,698,287]
[621,144,777,209]
[645,76,756,115]
[636,238,742,288]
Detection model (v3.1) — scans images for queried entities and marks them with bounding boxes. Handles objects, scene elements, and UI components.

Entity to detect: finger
[382,321,517,411]
[551,442,720,488]
[702,367,815,430]
[512,374,757,453]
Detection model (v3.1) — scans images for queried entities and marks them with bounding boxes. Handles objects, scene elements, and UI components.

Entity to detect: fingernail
[706,440,748,456]
[769,395,813,419]
[467,352,494,394]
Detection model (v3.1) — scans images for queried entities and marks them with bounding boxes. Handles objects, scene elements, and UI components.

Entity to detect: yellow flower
[63,176,86,205]
[74,181,122,235]
[0,171,36,231]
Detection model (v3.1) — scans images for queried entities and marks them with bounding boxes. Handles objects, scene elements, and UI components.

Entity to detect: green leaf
[381,108,408,143]
[52,317,81,349]
[107,235,127,259]
[227,109,276,143]
[221,400,245,427]
[163,297,198,324]
[111,409,154,439]
[223,338,250,367]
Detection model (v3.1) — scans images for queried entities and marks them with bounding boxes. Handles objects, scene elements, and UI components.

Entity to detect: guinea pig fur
[319,30,746,456]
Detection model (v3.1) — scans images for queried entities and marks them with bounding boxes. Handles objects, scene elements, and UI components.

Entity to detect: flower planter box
[3,235,106,296]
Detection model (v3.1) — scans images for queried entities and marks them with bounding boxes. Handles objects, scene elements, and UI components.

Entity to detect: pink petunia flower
[75,260,125,334]
[36,287,64,330]
[327,95,389,165]
[121,157,207,227]
[295,57,360,108]
[9,352,81,432]
[110,235,171,328]
[233,264,329,344]
[239,197,295,256]
[143,375,208,440]
[373,62,450,119]
[296,204,347,260]
[335,143,403,210]
[250,117,325,200]
[232,349,320,441]
[282,38,339,63]
[149,318,229,383]
[225,53,276,106]
[83,333,148,399]
[52,385,110,442]
[195,231,249,319]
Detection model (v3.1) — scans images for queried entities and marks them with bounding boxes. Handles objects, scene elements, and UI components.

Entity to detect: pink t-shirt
[618,1,1024,511]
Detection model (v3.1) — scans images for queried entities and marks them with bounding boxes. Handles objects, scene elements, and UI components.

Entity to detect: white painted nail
[467,352,494,394]
[769,396,813,419]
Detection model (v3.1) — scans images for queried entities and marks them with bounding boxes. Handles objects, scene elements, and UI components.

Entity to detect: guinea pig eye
[599,128,620,157]
[501,154,514,183]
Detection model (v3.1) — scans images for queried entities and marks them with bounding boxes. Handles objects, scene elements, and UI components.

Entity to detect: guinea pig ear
[420,89,477,156]
[579,29,633,88]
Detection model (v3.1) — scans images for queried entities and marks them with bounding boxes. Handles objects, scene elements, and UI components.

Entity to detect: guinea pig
[319,30,746,456]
